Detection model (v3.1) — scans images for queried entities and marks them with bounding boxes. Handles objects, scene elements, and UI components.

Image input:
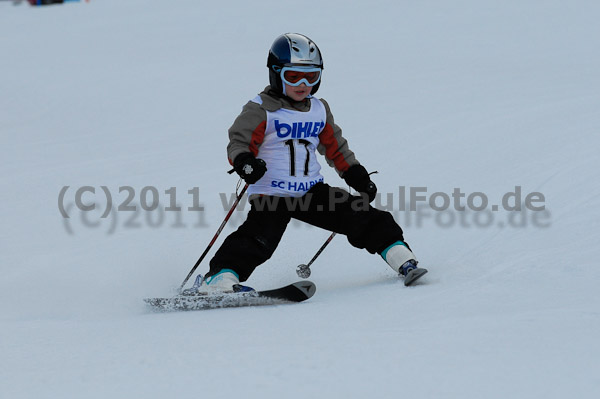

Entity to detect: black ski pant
[208,182,406,282]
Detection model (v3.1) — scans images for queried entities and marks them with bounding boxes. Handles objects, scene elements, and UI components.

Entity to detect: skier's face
[285,83,312,102]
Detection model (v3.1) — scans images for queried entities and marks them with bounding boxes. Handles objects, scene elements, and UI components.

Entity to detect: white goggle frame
[278,66,322,87]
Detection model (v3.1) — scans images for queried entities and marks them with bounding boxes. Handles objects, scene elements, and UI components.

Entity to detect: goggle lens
[283,70,320,84]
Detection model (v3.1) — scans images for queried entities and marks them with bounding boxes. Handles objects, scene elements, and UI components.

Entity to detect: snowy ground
[1,1,599,398]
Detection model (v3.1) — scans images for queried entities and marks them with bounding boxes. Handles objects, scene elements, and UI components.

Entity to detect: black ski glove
[233,153,267,184]
[343,164,377,202]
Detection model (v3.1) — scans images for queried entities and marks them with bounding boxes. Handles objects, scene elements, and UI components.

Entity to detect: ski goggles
[276,66,322,87]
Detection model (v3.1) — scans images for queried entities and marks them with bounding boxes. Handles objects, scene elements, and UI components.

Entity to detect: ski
[144,280,316,311]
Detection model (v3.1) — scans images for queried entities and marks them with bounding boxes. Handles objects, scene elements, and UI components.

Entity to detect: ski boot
[381,242,428,286]
[182,269,254,295]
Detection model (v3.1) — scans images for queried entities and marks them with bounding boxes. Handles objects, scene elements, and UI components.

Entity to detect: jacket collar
[258,86,312,112]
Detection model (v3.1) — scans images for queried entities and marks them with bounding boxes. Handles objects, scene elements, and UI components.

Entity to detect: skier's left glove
[343,164,377,202]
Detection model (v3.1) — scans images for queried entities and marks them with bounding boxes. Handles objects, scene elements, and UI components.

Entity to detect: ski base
[144,281,316,311]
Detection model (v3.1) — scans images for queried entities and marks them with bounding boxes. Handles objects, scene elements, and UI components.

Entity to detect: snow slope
[1,0,599,398]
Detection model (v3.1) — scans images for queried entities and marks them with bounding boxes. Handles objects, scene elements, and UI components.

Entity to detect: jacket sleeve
[227,100,268,165]
[317,98,359,176]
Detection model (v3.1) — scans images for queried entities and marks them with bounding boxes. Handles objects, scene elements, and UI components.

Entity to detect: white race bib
[248,97,327,197]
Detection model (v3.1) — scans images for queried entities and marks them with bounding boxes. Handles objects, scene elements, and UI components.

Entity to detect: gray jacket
[227,86,359,176]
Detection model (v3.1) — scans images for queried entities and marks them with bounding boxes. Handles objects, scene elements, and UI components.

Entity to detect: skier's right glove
[343,164,377,202]
[233,153,267,184]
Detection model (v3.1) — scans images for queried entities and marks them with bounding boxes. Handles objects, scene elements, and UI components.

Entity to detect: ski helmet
[267,33,324,95]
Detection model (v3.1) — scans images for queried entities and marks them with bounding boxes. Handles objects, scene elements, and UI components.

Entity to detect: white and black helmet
[267,33,324,95]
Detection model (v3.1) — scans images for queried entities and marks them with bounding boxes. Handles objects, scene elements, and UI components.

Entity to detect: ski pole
[296,232,336,278]
[179,182,249,291]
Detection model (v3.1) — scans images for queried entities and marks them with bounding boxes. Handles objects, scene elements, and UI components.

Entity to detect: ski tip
[291,280,317,300]
[404,268,428,286]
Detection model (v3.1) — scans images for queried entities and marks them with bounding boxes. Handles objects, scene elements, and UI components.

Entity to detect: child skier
[197,33,426,292]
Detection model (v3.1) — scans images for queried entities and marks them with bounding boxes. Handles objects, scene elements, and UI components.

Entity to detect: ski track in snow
[1,1,599,398]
